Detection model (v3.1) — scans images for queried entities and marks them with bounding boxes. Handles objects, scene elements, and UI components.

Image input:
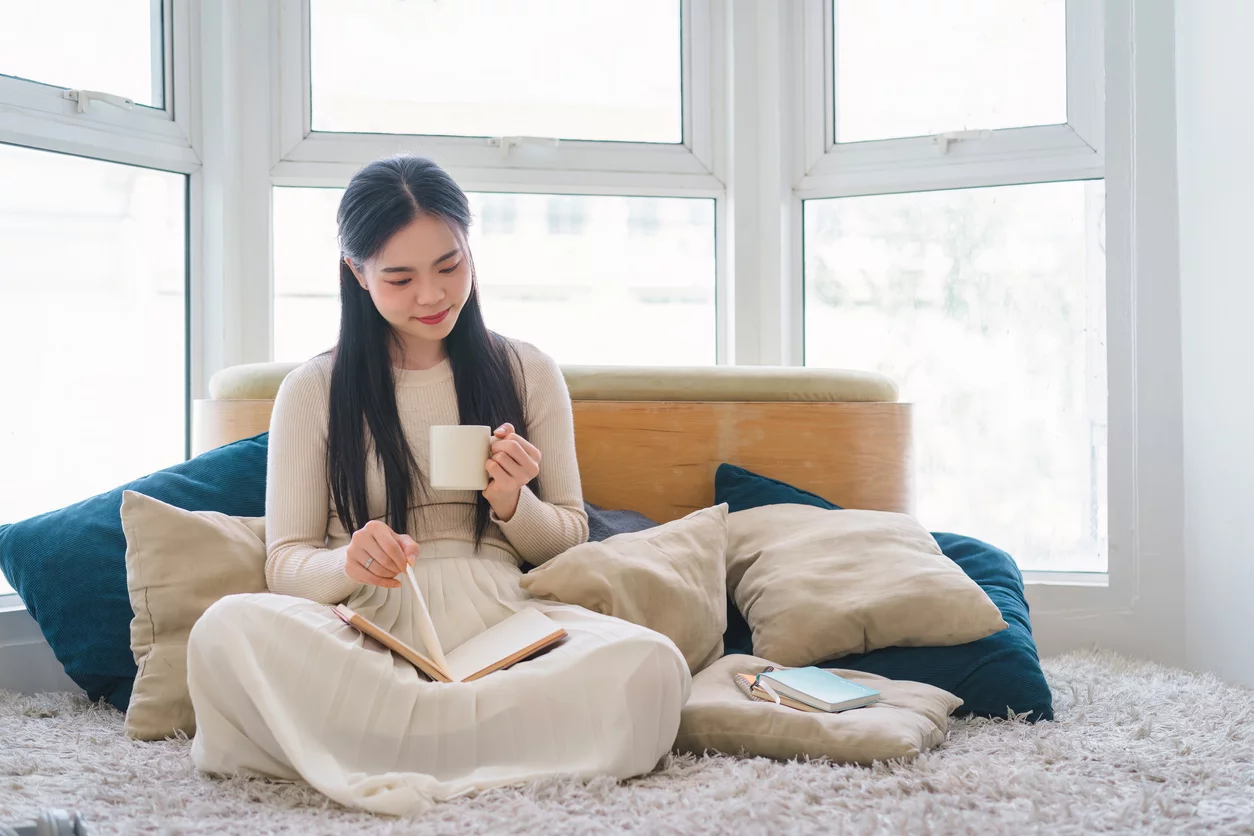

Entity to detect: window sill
[1022,571,1109,588]
[0,599,82,694]
[0,592,26,614]
[0,599,44,647]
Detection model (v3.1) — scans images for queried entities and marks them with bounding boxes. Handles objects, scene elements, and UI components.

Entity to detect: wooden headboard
[193,364,913,522]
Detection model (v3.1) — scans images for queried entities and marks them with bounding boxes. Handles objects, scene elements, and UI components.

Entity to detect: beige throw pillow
[727,505,1006,667]
[521,504,728,672]
[675,654,962,764]
[121,490,268,740]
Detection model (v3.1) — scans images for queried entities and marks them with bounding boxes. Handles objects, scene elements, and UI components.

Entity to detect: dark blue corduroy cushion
[0,433,270,711]
[584,502,658,543]
[713,463,1054,721]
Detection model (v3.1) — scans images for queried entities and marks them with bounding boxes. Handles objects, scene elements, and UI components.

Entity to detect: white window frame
[793,0,1108,577]
[0,0,200,616]
[800,0,1104,196]
[738,0,1181,662]
[273,0,720,187]
[779,0,1106,368]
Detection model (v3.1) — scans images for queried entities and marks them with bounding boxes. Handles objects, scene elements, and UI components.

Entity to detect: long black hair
[327,154,529,546]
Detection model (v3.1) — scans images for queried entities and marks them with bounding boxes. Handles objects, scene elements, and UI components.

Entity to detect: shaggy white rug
[2,649,1252,835]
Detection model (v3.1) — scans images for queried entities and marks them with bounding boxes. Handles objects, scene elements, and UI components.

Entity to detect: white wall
[1176,1,1254,687]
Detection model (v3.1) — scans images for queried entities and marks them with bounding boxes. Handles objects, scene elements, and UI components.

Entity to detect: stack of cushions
[0,433,270,712]
[715,463,1054,721]
[529,501,975,764]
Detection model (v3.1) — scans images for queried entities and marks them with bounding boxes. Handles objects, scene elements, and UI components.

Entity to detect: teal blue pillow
[0,433,270,711]
[715,463,841,514]
[713,463,1053,721]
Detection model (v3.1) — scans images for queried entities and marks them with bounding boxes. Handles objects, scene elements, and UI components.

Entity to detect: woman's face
[347,213,473,353]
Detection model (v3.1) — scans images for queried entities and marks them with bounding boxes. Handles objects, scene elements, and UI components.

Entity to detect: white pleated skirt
[185,541,691,816]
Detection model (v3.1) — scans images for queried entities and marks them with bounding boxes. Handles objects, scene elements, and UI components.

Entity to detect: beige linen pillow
[675,654,962,763]
[120,490,267,740]
[521,504,728,672]
[727,505,1006,667]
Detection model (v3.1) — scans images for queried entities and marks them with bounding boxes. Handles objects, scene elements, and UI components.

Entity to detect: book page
[404,565,449,674]
[332,604,450,683]
[445,608,566,682]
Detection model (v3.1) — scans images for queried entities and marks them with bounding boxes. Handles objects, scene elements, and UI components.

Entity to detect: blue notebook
[759,667,881,712]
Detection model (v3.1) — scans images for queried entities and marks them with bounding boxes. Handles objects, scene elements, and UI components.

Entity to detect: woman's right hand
[345,520,419,588]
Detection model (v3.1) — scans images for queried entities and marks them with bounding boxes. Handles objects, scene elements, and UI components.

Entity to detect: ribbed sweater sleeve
[263,359,361,604]
[490,343,589,563]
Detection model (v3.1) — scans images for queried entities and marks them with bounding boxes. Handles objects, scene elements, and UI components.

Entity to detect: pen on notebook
[753,668,782,705]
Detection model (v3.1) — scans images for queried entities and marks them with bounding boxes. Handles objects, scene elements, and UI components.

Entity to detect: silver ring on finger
[363,557,374,571]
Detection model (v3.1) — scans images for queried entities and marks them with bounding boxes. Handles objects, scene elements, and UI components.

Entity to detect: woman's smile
[414,307,451,325]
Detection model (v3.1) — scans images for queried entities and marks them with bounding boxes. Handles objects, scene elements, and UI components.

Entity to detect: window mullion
[191,0,274,394]
[703,0,732,364]
[727,0,804,367]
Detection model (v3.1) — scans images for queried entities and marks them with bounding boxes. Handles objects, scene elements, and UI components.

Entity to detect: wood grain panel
[191,400,275,457]
[572,401,913,520]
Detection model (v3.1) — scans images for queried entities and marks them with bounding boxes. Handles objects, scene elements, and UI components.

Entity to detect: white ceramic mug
[428,424,493,491]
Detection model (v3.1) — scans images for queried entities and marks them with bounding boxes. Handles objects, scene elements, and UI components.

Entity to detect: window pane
[273,189,715,366]
[310,0,682,143]
[0,145,186,596]
[0,1,163,108]
[834,0,1066,143]
[804,180,1106,572]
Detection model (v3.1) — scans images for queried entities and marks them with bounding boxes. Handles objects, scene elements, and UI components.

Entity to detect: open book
[332,565,567,683]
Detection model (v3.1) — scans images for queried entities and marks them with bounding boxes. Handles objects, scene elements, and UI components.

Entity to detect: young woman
[185,155,691,815]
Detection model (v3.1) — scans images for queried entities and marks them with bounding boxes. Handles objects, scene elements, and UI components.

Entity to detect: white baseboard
[0,607,83,695]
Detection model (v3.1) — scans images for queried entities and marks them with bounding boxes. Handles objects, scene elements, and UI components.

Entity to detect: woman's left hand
[483,423,542,522]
